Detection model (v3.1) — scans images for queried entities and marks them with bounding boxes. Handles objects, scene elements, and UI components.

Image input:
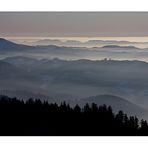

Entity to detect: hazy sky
[1,12,148,37]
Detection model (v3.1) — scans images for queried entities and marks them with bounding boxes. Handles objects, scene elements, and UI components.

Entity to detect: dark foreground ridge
[0,95,148,136]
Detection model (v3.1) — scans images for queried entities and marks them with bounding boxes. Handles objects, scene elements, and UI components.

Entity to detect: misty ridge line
[2,38,148,53]
[8,38,148,50]
[2,55,148,65]
[3,37,148,63]
[25,38,148,44]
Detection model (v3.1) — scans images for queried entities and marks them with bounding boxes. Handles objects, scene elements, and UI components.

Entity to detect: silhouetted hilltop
[79,94,148,119]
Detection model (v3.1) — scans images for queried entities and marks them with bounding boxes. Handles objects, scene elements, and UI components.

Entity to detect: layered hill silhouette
[2,56,148,109]
[1,38,148,61]
[1,38,148,121]
[0,38,144,51]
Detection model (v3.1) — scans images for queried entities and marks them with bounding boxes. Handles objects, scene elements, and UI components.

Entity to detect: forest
[0,95,147,136]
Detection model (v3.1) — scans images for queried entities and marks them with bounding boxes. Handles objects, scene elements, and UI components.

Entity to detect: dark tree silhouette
[0,95,147,135]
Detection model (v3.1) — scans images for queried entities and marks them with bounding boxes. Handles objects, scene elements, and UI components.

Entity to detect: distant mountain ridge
[25,38,148,47]
[78,94,148,119]
[102,45,139,49]
[0,38,145,53]
[0,38,32,50]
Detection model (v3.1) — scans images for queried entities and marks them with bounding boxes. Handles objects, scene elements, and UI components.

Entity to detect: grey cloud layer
[0,12,148,37]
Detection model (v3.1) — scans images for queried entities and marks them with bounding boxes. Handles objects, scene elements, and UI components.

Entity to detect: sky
[1,12,148,41]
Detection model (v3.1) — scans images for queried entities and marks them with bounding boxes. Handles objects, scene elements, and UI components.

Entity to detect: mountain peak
[0,38,17,45]
[0,38,6,40]
[0,38,32,51]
